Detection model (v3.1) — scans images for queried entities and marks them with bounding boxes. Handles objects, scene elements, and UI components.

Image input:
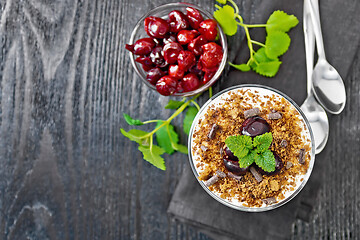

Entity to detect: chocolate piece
[286,161,293,169]
[219,147,224,157]
[208,124,219,139]
[262,197,277,205]
[203,170,226,187]
[250,166,263,183]
[280,139,288,148]
[268,111,282,120]
[244,108,260,119]
[200,145,208,152]
[298,148,306,164]
[216,169,226,178]
[227,172,242,181]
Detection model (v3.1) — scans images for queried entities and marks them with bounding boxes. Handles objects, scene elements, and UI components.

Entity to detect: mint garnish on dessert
[225,132,276,172]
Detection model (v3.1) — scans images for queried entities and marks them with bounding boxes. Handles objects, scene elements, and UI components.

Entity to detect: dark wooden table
[1,0,359,239]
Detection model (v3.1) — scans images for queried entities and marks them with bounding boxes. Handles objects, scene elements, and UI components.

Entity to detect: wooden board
[0,0,359,239]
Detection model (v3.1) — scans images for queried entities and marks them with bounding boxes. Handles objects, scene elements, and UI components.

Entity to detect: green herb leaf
[265,31,291,59]
[138,145,166,170]
[253,61,282,77]
[123,113,144,126]
[225,135,253,159]
[255,149,276,172]
[214,5,238,36]
[172,143,188,154]
[155,122,179,154]
[165,100,184,109]
[238,151,257,168]
[253,132,273,153]
[266,10,299,33]
[120,128,148,144]
[254,47,278,62]
[229,62,251,72]
[183,106,198,135]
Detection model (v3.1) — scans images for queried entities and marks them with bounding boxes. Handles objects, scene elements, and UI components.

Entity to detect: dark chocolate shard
[250,166,263,182]
[262,197,277,205]
[268,111,282,120]
[200,145,208,152]
[298,148,306,164]
[227,172,242,181]
[244,108,260,119]
[219,147,224,157]
[280,139,288,148]
[203,170,226,187]
[208,124,219,139]
[216,170,226,178]
[286,161,293,169]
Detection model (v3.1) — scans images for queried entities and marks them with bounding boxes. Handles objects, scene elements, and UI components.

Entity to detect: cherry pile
[126,7,224,96]
[223,116,284,175]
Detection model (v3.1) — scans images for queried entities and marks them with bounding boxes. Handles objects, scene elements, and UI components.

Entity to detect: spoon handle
[306,0,326,59]
[303,0,315,95]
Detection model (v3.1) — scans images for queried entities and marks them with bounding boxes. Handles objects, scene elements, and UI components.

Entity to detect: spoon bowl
[306,0,346,114]
[312,59,346,114]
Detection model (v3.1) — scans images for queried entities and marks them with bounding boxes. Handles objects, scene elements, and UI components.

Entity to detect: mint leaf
[138,145,166,170]
[229,62,251,72]
[225,135,253,159]
[266,10,299,33]
[254,47,278,62]
[253,132,273,153]
[120,128,148,145]
[165,100,184,109]
[214,5,238,36]
[155,122,178,154]
[265,31,291,59]
[238,151,257,168]
[172,143,188,154]
[255,149,276,172]
[123,113,143,126]
[253,61,282,77]
[183,106,198,135]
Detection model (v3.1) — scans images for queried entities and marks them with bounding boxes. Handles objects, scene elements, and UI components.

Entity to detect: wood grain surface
[0,0,359,239]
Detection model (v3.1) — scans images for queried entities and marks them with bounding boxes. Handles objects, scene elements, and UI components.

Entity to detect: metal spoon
[306,0,346,114]
[301,0,329,154]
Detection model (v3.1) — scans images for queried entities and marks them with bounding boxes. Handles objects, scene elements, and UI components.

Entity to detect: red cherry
[168,65,185,80]
[177,50,196,71]
[125,38,156,55]
[202,70,216,84]
[177,30,199,45]
[156,76,178,96]
[150,46,168,68]
[168,10,189,33]
[181,73,200,92]
[199,42,223,69]
[188,34,208,56]
[163,42,183,64]
[186,7,204,30]
[144,16,170,39]
[241,116,270,137]
[199,19,218,41]
[162,34,177,45]
[146,67,165,85]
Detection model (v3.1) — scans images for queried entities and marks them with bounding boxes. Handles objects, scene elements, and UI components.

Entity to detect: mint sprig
[225,132,276,172]
[121,93,201,170]
[214,0,298,77]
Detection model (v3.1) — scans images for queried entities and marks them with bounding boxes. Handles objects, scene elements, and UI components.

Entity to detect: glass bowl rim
[187,84,316,212]
[128,2,228,97]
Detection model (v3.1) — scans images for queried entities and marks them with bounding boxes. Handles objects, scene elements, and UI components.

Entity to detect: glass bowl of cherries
[125,2,228,96]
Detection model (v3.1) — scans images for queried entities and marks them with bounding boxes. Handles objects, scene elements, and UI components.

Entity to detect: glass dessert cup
[188,84,315,212]
[128,2,228,97]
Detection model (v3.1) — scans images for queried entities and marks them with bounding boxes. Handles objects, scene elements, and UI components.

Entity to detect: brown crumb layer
[192,88,311,207]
